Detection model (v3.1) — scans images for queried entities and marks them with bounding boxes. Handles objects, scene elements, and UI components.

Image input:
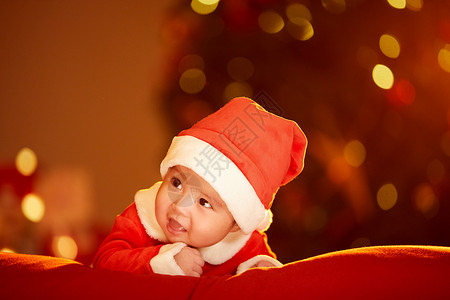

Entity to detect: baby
[93,97,307,277]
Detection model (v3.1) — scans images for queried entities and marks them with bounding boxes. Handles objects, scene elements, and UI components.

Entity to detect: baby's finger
[191,263,203,277]
[192,253,205,267]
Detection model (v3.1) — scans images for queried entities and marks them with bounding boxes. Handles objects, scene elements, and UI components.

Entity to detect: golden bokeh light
[406,0,422,11]
[191,0,219,15]
[223,81,253,101]
[258,10,284,34]
[438,45,450,73]
[21,193,45,223]
[372,64,394,89]
[344,140,366,167]
[387,0,406,9]
[15,147,38,176]
[227,57,254,82]
[178,54,205,73]
[377,183,398,211]
[286,17,314,41]
[413,184,439,219]
[286,3,312,22]
[379,34,400,58]
[52,235,78,260]
[179,68,206,94]
[0,248,16,253]
[321,0,346,14]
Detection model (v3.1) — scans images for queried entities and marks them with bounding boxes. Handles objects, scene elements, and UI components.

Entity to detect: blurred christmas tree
[157,0,450,262]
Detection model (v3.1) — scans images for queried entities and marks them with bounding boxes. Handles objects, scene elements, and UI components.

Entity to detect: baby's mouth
[168,218,186,233]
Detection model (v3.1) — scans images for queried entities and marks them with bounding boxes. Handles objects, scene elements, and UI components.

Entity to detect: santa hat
[160,97,307,234]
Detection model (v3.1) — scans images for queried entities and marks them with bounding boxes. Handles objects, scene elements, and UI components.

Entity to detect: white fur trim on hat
[160,136,266,234]
[150,242,186,276]
[236,255,283,274]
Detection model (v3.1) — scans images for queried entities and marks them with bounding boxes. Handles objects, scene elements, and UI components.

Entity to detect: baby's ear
[230,222,241,232]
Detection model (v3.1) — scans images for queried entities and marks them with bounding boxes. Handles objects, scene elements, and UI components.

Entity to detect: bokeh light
[321,0,346,14]
[344,140,366,167]
[387,0,406,9]
[227,57,254,82]
[372,64,394,89]
[179,68,206,94]
[406,0,422,11]
[386,79,415,107]
[286,3,312,22]
[413,184,439,219]
[0,248,16,253]
[379,34,400,58]
[21,193,45,223]
[438,45,450,73]
[258,10,284,34]
[178,54,205,73]
[223,82,253,101]
[377,183,398,210]
[286,18,314,41]
[191,0,219,15]
[52,235,78,260]
[15,147,37,176]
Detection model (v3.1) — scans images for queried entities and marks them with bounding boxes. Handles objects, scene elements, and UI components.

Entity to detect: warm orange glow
[52,235,78,260]
[377,183,397,210]
[379,34,400,58]
[15,147,38,176]
[21,193,45,223]
[179,68,206,94]
[387,0,406,9]
[0,248,16,253]
[191,0,219,15]
[327,156,351,184]
[344,140,366,167]
[372,64,394,89]
[258,11,284,34]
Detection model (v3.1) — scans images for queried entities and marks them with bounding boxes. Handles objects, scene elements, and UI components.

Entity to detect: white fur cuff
[236,255,283,275]
[150,242,187,276]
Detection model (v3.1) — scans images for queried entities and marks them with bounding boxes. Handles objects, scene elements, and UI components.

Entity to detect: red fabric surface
[1,245,450,300]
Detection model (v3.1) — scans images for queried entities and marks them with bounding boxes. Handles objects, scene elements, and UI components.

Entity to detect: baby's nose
[173,192,195,208]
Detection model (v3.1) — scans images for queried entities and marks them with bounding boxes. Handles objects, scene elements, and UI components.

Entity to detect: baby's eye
[171,177,182,190]
[199,198,212,209]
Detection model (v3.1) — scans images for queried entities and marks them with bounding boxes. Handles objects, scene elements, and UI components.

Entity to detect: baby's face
[155,165,238,248]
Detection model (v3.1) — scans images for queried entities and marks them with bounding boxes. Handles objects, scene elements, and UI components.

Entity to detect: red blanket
[1,245,449,299]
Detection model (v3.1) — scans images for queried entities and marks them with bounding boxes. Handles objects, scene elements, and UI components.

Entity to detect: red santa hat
[160,97,307,234]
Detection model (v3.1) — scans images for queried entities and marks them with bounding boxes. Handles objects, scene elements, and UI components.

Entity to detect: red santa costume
[93,97,307,276]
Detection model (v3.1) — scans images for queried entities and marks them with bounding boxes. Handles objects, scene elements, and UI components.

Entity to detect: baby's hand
[174,246,205,277]
[252,260,277,268]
